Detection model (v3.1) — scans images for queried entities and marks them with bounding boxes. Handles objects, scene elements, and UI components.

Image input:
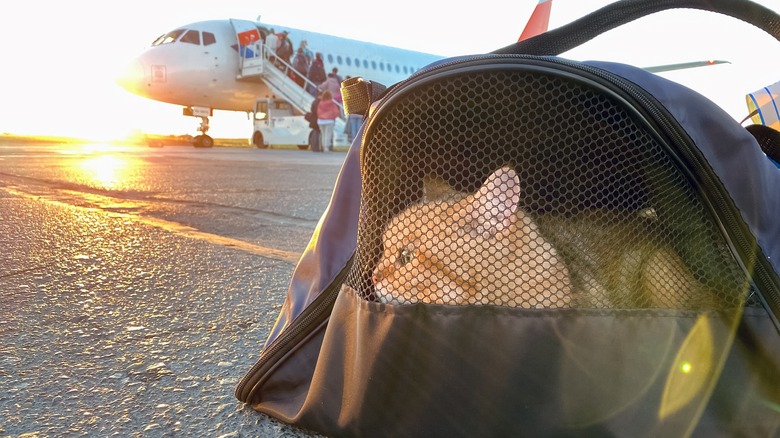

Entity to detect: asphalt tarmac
[0,143,342,437]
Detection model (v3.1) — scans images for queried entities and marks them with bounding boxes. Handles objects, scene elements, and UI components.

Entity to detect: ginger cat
[371,166,573,308]
[372,166,715,309]
[536,210,713,308]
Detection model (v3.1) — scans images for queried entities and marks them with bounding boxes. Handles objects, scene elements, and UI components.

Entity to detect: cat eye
[399,248,414,265]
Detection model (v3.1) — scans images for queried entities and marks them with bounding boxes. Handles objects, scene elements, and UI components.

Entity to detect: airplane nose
[115,59,145,95]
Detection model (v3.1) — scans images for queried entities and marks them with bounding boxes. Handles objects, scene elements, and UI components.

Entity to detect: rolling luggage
[308,128,321,152]
[236,1,780,436]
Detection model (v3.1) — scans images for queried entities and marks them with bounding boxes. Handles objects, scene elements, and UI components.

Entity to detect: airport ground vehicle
[251,98,310,149]
[251,97,348,150]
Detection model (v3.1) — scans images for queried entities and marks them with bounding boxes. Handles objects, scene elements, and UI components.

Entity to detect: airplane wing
[745,80,780,130]
[642,60,730,73]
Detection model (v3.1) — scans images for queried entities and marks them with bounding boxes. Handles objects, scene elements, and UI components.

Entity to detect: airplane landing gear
[193,116,214,148]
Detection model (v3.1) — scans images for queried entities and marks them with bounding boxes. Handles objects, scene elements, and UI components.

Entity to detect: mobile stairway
[230,19,347,147]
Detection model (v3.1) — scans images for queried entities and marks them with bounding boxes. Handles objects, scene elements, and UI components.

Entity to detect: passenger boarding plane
[116,19,444,147]
[116,0,724,148]
[116,1,558,148]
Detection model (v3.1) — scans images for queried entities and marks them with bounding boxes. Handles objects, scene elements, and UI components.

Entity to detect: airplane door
[230,19,264,77]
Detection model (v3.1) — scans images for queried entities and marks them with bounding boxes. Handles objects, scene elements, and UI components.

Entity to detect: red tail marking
[518,0,552,42]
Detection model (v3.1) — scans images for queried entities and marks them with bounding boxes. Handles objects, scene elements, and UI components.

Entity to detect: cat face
[372,198,476,305]
[371,167,571,307]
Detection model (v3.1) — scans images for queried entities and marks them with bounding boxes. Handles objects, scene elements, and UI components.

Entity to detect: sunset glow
[2,1,779,140]
[79,155,134,190]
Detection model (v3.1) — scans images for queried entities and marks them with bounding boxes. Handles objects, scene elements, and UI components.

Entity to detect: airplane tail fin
[518,0,552,42]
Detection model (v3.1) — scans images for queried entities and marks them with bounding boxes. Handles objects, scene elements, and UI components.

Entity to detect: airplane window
[327,54,334,64]
[379,62,384,71]
[337,55,343,65]
[152,29,186,46]
[203,32,216,46]
[363,59,368,69]
[180,30,200,45]
[345,57,351,66]
[371,61,377,70]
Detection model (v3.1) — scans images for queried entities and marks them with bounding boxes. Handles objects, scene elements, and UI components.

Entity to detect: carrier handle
[492,0,780,56]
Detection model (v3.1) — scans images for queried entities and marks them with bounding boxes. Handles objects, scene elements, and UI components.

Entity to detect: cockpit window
[180,30,200,45]
[151,29,186,46]
[203,32,216,46]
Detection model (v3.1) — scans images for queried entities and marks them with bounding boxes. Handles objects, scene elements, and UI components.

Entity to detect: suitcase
[308,128,321,152]
[237,1,780,436]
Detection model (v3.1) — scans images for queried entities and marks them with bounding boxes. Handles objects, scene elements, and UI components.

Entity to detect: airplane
[116,18,445,147]
[115,0,560,148]
[116,0,725,148]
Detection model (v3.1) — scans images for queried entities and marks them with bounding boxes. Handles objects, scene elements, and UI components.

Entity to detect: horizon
[2,0,779,140]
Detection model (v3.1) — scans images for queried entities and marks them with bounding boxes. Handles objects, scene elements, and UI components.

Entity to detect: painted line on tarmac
[2,186,302,264]
[134,215,302,264]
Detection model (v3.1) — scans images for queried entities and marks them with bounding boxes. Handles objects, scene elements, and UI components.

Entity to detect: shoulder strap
[341,77,387,117]
[746,124,780,164]
[492,0,780,56]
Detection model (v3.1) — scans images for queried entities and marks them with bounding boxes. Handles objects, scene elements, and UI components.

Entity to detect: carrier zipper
[235,255,353,402]
[370,55,780,325]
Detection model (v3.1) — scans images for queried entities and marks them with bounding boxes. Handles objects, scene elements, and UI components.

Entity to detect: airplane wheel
[193,135,203,148]
[253,131,267,149]
[201,135,214,148]
[297,144,309,150]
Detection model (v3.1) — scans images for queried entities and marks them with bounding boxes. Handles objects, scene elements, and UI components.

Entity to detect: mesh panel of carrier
[345,68,755,310]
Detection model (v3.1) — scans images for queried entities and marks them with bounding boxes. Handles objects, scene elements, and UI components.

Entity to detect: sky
[1,0,779,140]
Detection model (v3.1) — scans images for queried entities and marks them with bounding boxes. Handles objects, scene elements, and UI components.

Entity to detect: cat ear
[423,174,455,202]
[470,166,521,235]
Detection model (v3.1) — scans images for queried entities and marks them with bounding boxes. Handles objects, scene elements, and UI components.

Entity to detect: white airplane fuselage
[118,19,444,113]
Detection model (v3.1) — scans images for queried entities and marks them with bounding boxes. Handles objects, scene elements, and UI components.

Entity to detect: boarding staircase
[230,19,346,136]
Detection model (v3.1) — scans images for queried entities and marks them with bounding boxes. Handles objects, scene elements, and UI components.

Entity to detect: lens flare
[660,315,715,420]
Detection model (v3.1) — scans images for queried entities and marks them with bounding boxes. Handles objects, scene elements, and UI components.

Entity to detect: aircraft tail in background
[518,0,552,41]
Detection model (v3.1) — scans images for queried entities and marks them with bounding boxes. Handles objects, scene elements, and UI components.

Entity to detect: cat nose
[372,270,382,284]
